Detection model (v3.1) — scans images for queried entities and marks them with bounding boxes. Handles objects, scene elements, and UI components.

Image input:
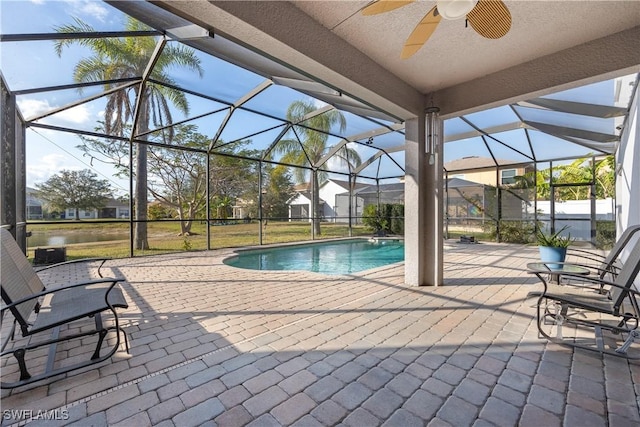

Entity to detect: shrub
[596,221,615,249]
[362,204,380,231]
[362,203,404,235]
[483,220,537,243]
[391,204,404,235]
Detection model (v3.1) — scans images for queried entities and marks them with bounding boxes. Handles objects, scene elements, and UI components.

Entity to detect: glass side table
[527,262,590,284]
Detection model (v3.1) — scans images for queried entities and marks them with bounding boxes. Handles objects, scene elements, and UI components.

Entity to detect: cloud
[27,153,82,187]
[63,0,109,22]
[56,104,92,124]
[18,98,92,124]
[17,99,51,120]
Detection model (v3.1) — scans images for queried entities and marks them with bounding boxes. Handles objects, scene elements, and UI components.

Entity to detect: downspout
[258,160,263,245]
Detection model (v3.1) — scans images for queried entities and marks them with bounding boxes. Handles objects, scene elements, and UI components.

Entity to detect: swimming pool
[224,239,404,275]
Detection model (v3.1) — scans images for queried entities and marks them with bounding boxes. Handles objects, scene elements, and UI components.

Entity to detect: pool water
[224,239,404,274]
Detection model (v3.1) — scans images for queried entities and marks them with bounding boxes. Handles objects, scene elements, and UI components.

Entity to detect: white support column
[616,81,639,261]
[404,110,443,286]
[404,116,425,285]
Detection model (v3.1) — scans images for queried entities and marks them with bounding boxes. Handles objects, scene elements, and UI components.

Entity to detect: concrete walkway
[1,242,639,426]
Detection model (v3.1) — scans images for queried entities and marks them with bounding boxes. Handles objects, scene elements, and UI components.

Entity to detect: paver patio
[1,241,639,426]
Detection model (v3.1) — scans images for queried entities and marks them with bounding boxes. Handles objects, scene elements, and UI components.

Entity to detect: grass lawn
[26,221,373,260]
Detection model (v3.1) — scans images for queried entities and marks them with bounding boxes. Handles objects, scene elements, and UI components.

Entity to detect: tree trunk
[135,143,149,249]
[134,92,150,250]
[179,205,193,236]
[183,219,192,235]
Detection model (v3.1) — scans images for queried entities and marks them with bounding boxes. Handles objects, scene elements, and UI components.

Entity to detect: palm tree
[594,155,615,199]
[214,195,233,221]
[272,100,361,235]
[54,17,203,249]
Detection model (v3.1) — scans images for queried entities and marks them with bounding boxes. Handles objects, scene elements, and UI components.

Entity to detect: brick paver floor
[2,241,639,426]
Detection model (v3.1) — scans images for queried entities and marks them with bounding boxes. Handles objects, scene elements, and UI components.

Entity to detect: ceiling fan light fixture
[436,0,478,20]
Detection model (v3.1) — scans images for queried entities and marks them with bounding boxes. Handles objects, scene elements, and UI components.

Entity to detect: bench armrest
[533,271,640,300]
[1,277,124,314]
[566,248,607,260]
[35,258,111,277]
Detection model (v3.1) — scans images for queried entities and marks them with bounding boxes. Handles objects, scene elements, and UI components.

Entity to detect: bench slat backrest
[600,224,640,279]
[1,229,45,332]
[611,236,640,313]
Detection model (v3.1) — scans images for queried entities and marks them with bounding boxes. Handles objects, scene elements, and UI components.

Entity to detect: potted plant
[536,225,574,270]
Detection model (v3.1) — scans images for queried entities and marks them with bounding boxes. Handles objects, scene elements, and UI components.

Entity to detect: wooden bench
[1,229,129,389]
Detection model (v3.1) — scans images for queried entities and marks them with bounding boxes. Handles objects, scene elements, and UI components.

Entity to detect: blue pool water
[224,239,404,274]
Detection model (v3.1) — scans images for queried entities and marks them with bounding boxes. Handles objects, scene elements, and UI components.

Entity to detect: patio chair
[566,224,640,280]
[527,224,640,298]
[0,229,129,389]
[529,235,640,358]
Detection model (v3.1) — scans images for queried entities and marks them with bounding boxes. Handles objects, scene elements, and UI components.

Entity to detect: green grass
[26,221,373,260]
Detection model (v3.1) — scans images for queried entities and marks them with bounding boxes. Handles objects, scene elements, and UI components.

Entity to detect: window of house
[501,169,517,185]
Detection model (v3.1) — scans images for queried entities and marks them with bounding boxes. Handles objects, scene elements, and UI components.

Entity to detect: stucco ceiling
[293,1,640,94]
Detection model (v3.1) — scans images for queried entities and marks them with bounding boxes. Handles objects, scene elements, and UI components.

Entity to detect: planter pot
[539,246,567,270]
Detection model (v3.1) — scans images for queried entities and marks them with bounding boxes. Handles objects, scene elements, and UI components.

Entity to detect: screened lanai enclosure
[1,1,637,259]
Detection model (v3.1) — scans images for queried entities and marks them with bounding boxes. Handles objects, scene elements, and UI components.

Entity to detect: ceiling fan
[362,0,511,59]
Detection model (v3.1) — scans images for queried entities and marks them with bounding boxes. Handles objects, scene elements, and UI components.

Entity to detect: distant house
[26,186,129,220]
[64,198,130,220]
[445,156,534,186]
[287,176,532,224]
[232,198,254,220]
[288,179,368,222]
[26,187,43,220]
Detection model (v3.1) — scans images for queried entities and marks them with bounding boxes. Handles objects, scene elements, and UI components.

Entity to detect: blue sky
[2,0,132,191]
[1,0,408,192]
[0,0,629,194]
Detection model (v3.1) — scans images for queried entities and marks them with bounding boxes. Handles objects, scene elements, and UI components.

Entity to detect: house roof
[106,198,129,208]
[446,177,486,188]
[293,183,310,192]
[444,156,530,172]
[326,179,369,191]
[354,178,483,196]
[354,182,404,195]
[293,178,369,193]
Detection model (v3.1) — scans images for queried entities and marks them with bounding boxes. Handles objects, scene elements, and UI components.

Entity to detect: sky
[2,0,131,191]
[0,0,409,193]
[0,0,631,195]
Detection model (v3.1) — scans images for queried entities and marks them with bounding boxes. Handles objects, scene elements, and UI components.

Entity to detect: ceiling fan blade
[362,0,415,16]
[467,0,511,39]
[401,6,441,59]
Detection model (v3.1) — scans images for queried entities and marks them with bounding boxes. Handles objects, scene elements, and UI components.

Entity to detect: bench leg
[121,328,130,354]
[14,348,31,381]
[616,330,640,354]
[554,303,564,340]
[91,313,106,360]
[91,329,109,360]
